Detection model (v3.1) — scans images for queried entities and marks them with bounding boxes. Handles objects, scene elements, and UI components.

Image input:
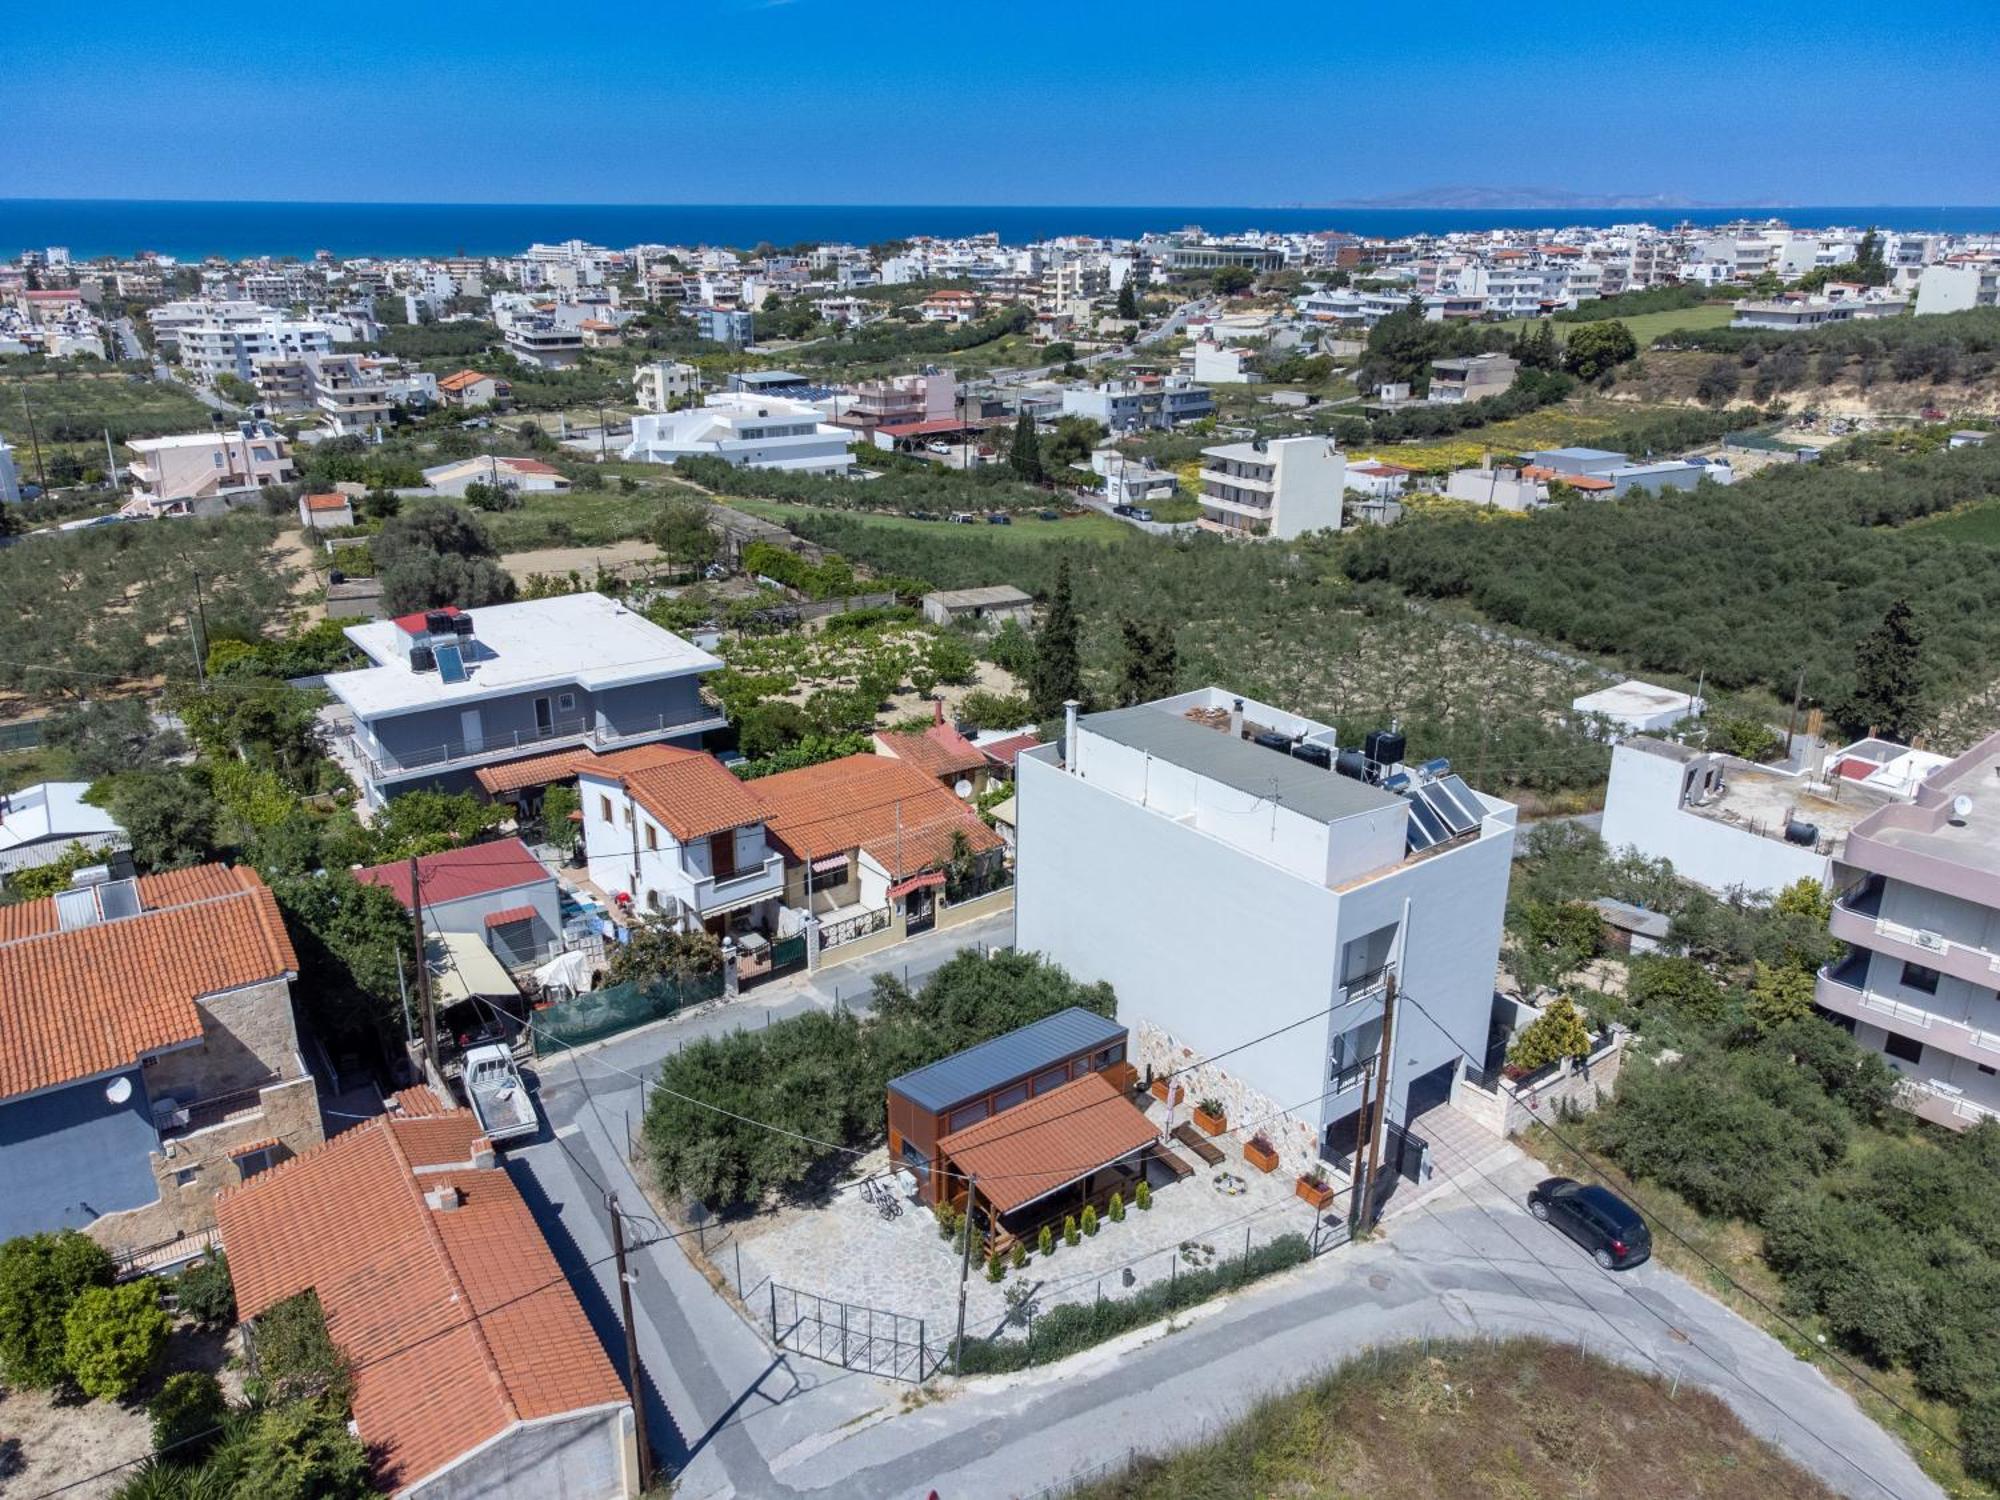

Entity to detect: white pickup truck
[459,1043,539,1144]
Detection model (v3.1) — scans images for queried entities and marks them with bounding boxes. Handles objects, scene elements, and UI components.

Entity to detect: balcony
[686,851,786,917]
[1830,878,2000,990]
[349,703,729,783]
[153,1073,284,1141]
[1199,465,1274,492]
[1817,957,2000,1070]
[1906,1078,2000,1132]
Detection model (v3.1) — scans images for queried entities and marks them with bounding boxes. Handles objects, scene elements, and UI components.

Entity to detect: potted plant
[1296,1167,1334,1210]
[1193,1097,1227,1136]
[1149,1076,1183,1106]
[1243,1134,1279,1174]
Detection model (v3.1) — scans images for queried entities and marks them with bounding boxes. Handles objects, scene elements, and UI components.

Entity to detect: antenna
[1951,794,1974,824]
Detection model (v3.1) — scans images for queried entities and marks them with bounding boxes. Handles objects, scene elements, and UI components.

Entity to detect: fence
[0,717,47,752]
[532,969,726,1051]
[768,1282,945,1382]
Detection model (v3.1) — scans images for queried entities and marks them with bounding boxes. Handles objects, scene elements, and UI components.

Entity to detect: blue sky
[4,0,1997,205]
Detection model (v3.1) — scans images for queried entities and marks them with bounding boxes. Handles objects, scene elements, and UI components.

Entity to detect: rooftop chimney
[1229,698,1245,738]
[934,695,945,727]
[1063,699,1081,770]
[424,1183,463,1212]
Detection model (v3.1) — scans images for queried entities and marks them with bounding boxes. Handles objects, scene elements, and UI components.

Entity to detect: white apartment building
[1915,262,2000,316]
[1016,690,1517,1182]
[0,435,19,504]
[621,393,855,474]
[1091,449,1181,508]
[1197,435,1343,539]
[1817,731,2000,1130]
[176,312,335,384]
[124,421,296,516]
[634,360,701,412]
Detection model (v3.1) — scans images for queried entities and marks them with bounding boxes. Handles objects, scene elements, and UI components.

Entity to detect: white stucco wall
[1599,743,1829,896]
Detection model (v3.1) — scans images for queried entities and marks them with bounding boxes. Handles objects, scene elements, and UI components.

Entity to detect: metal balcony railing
[352,704,723,778]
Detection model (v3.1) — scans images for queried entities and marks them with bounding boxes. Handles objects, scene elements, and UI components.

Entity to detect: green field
[1916,497,2000,544]
[1501,303,1736,346]
[481,486,676,551]
[725,496,1135,545]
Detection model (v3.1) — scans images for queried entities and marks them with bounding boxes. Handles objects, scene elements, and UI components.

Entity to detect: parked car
[986,512,1013,525]
[950,511,977,524]
[1038,509,1061,521]
[1111,503,1137,518]
[1526,1177,1650,1270]
[926,441,953,455]
[1131,506,1154,522]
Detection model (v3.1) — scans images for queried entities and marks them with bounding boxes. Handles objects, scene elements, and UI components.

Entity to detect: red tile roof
[0,865,296,1100]
[473,745,598,796]
[979,732,1042,768]
[753,753,1000,878]
[579,745,768,843]
[355,837,552,910]
[216,1110,627,1494]
[438,369,498,393]
[938,1071,1160,1216]
[498,457,564,477]
[303,491,350,512]
[873,724,988,782]
[483,905,537,929]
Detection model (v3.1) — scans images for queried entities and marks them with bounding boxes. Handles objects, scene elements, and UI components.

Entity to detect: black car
[1527,1177,1651,1270]
[987,513,1012,525]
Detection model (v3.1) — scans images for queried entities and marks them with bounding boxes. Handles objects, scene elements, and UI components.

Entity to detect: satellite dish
[954,779,974,799]
[105,1076,133,1105]
[1952,794,1974,823]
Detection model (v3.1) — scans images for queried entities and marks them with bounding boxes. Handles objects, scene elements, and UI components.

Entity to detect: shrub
[1038,1225,1055,1259]
[175,1253,235,1328]
[249,1291,351,1407]
[1081,1205,1099,1237]
[1963,1394,2000,1487]
[1507,995,1593,1073]
[1063,1215,1080,1248]
[64,1281,170,1400]
[150,1370,228,1459]
[1109,1191,1125,1223]
[232,1398,373,1499]
[0,1229,116,1389]
[1136,1181,1152,1211]
[1009,1240,1027,1270]
[935,1201,960,1242]
[986,1253,1005,1283]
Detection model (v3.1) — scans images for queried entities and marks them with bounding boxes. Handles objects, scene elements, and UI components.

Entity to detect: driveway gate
[768,1282,944,1382]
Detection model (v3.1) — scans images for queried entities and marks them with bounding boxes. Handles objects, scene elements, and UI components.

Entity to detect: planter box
[1193,1106,1226,1137]
[1295,1176,1334,1210]
[1243,1138,1279,1174]
[1150,1078,1183,1106]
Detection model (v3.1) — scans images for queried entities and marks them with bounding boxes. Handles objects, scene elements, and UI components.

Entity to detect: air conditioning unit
[1913,929,1946,953]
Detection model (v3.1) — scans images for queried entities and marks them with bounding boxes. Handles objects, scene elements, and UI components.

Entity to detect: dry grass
[1075,1336,1836,1500]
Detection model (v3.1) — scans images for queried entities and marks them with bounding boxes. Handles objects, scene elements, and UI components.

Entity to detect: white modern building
[1572,680,1705,736]
[1061,374,1213,433]
[1016,689,1517,1184]
[621,393,855,475]
[160,304,339,385]
[1196,436,1344,539]
[0,434,19,504]
[1818,731,2000,1130]
[1091,449,1180,509]
[0,782,127,875]
[1914,262,1999,317]
[634,360,701,412]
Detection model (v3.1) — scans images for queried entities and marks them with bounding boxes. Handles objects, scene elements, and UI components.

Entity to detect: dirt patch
[0,1320,242,1498]
[499,539,661,583]
[1076,1336,1837,1500]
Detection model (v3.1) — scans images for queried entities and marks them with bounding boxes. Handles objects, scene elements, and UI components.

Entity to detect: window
[1901,962,1941,995]
[1979,1064,1997,1078]
[174,1166,199,1187]
[600,795,614,823]
[234,1147,275,1179]
[646,824,658,851]
[992,1081,1029,1113]
[1031,1064,1070,1095]
[558,692,576,711]
[900,1140,930,1180]
[946,1099,990,1133]
[1884,1031,1924,1065]
[646,889,661,911]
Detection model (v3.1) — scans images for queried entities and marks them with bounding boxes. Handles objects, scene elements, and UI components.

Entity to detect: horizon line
[6,195,1992,211]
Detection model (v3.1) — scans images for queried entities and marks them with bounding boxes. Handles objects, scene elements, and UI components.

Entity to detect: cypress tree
[1116,279,1139,320]
[1008,415,1044,482]
[1029,558,1085,716]
[1847,597,1925,743]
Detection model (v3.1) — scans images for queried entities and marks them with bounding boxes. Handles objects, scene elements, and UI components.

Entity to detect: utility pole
[1360,972,1399,1228]
[185,608,207,689]
[1783,663,1808,759]
[104,426,118,489]
[189,569,209,656]
[1348,1056,1373,1232]
[18,386,46,491]
[608,1195,656,1494]
[953,1175,978,1374]
[410,856,437,1078]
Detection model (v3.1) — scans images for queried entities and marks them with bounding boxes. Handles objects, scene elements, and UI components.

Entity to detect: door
[534,696,554,735]
[459,708,483,754]
[709,831,738,880]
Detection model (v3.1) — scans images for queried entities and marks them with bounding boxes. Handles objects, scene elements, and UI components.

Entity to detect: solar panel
[96,879,140,921]
[1405,797,1450,852]
[1428,775,1485,833]
[433,642,468,684]
[54,887,100,931]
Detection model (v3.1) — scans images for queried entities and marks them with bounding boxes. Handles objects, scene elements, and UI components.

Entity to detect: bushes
[0,1229,116,1389]
[248,1290,351,1408]
[64,1281,171,1400]
[151,1371,229,1459]
[1038,1225,1055,1259]
[174,1253,235,1328]
[1507,996,1593,1073]
[956,1235,1310,1373]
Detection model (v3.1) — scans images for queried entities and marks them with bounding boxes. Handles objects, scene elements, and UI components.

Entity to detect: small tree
[985,1252,1005,1283]
[1062,1214,1080,1248]
[1963,1394,2000,1488]
[1009,1240,1027,1270]
[1136,1180,1152,1211]
[174,1252,236,1328]
[1027,558,1084,717]
[1081,1205,1099,1237]
[606,921,722,989]
[0,1229,115,1389]
[1747,959,1817,1034]
[1038,1224,1055,1259]
[233,1399,374,1500]
[1507,995,1593,1073]
[1116,279,1139,321]
[151,1370,229,1459]
[1108,1191,1125,1223]
[1007,415,1044,483]
[249,1290,351,1407]
[1845,598,1925,743]
[541,783,582,857]
[64,1281,170,1401]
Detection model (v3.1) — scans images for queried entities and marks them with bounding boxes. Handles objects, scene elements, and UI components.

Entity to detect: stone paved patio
[732,1100,1343,1341]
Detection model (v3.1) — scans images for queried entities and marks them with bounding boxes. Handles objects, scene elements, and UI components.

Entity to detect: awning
[810,854,851,874]
[483,905,537,929]
[937,1072,1160,1216]
[887,870,946,901]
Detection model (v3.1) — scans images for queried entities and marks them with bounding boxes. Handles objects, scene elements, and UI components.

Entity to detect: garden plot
[716,622,1013,728]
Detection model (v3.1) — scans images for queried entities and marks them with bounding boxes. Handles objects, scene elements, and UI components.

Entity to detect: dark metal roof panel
[888,1007,1127,1114]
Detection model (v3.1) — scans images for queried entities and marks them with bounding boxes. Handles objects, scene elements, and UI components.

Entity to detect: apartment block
[1817,732,2000,1129]
[1061,373,1213,433]
[124,420,297,516]
[1196,435,1344,539]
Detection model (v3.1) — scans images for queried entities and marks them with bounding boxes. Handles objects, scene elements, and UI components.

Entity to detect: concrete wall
[369,676,709,771]
[1600,742,1829,896]
[407,1405,637,1500]
[0,1071,160,1238]
[427,880,564,957]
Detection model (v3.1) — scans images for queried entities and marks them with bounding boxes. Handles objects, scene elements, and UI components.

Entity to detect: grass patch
[1917,498,2000,545]
[1499,304,1737,347]
[726,496,1135,546]
[1074,1335,1837,1499]
[480,486,676,551]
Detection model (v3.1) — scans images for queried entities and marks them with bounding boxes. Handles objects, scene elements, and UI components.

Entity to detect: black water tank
[328,569,346,585]
[1364,728,1406,768]
[1290,741,1332,769]
[452,613,475,637]
[1252,730,1294,754]
[1785,819,1819,846]
[423,609,453,635]
[1335,749,1372,781]
[408,645,436,673]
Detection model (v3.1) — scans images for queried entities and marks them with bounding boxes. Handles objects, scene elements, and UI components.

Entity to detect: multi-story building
[1915,261,2000,316]
[622,393,855,474]
[124,420,297,516]
[322,593,727,807]
[692,305,754,345]
[1061,373,1213,433]
[502,318,584,368]
[0,863,323,1250]
[1196,435,1344,539]
[1817,731,2000,1130]
[1016,690,1517,1184]
[634,359,701,412]
[1428,352,1519,404]
[833,369,957,435]
[0,433,19,504]
[152,299,338,384]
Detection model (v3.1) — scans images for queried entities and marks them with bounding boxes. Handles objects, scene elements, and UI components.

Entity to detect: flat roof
[889,1007,1126,1114]
[0,782,123,852]
[924,585,1033,609]
[1573,680,1700,718]
[1082,705,1402,823]
[326,592,721,720]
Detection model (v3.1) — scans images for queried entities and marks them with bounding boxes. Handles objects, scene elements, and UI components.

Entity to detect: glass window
[946,1099,990,1133]
[1901,962,1941,995]
[900,1140,929,1179]
[1884,1030,1924,1065]
[174,1166,199,1187]
[235,1148,274,1179]
[1032,1064,1070,1095]
[993,1081,1029,1113]
[646,824,658,851]
[600,795,613,822]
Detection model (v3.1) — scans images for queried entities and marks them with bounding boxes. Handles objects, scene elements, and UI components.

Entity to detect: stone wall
[1133,1018,1323,1180]
[147,976,308,1103]
[1494,1029,1628,1138]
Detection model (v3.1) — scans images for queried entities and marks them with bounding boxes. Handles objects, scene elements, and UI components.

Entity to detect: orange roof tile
[617,752,768,844]
[938,1071,1160,1215]
[438,369,500,393]
[473,745,597,795]
[753,753,1000,878]
[216,1109,627,1494]
[873,724,988,782]
[303,491,350,511]
[0,864,297,1099]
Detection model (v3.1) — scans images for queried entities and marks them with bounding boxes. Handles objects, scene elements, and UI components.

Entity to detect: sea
[4,200,1999,262]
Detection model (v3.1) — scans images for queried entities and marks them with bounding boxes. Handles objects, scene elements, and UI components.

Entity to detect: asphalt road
[508,910,1939,1500]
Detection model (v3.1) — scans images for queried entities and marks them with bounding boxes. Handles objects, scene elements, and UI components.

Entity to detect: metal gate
[767,1282,945,1382]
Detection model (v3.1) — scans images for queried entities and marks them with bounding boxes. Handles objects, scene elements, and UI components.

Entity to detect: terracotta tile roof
[355,838,552,910]
[215,1110,627,1494]
[873,725,988,782]
[438,369,497,393]
[979,732,1042,768]
[584,747,767,843]
[498,457,564,478]
[473,745,596,795]
[0,864,296,1100]
[303,491,350,511]
[392,1085,451,1117]
[753,753,1001,878]
[483,904,537,929]
[937,1071,1160,1216]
